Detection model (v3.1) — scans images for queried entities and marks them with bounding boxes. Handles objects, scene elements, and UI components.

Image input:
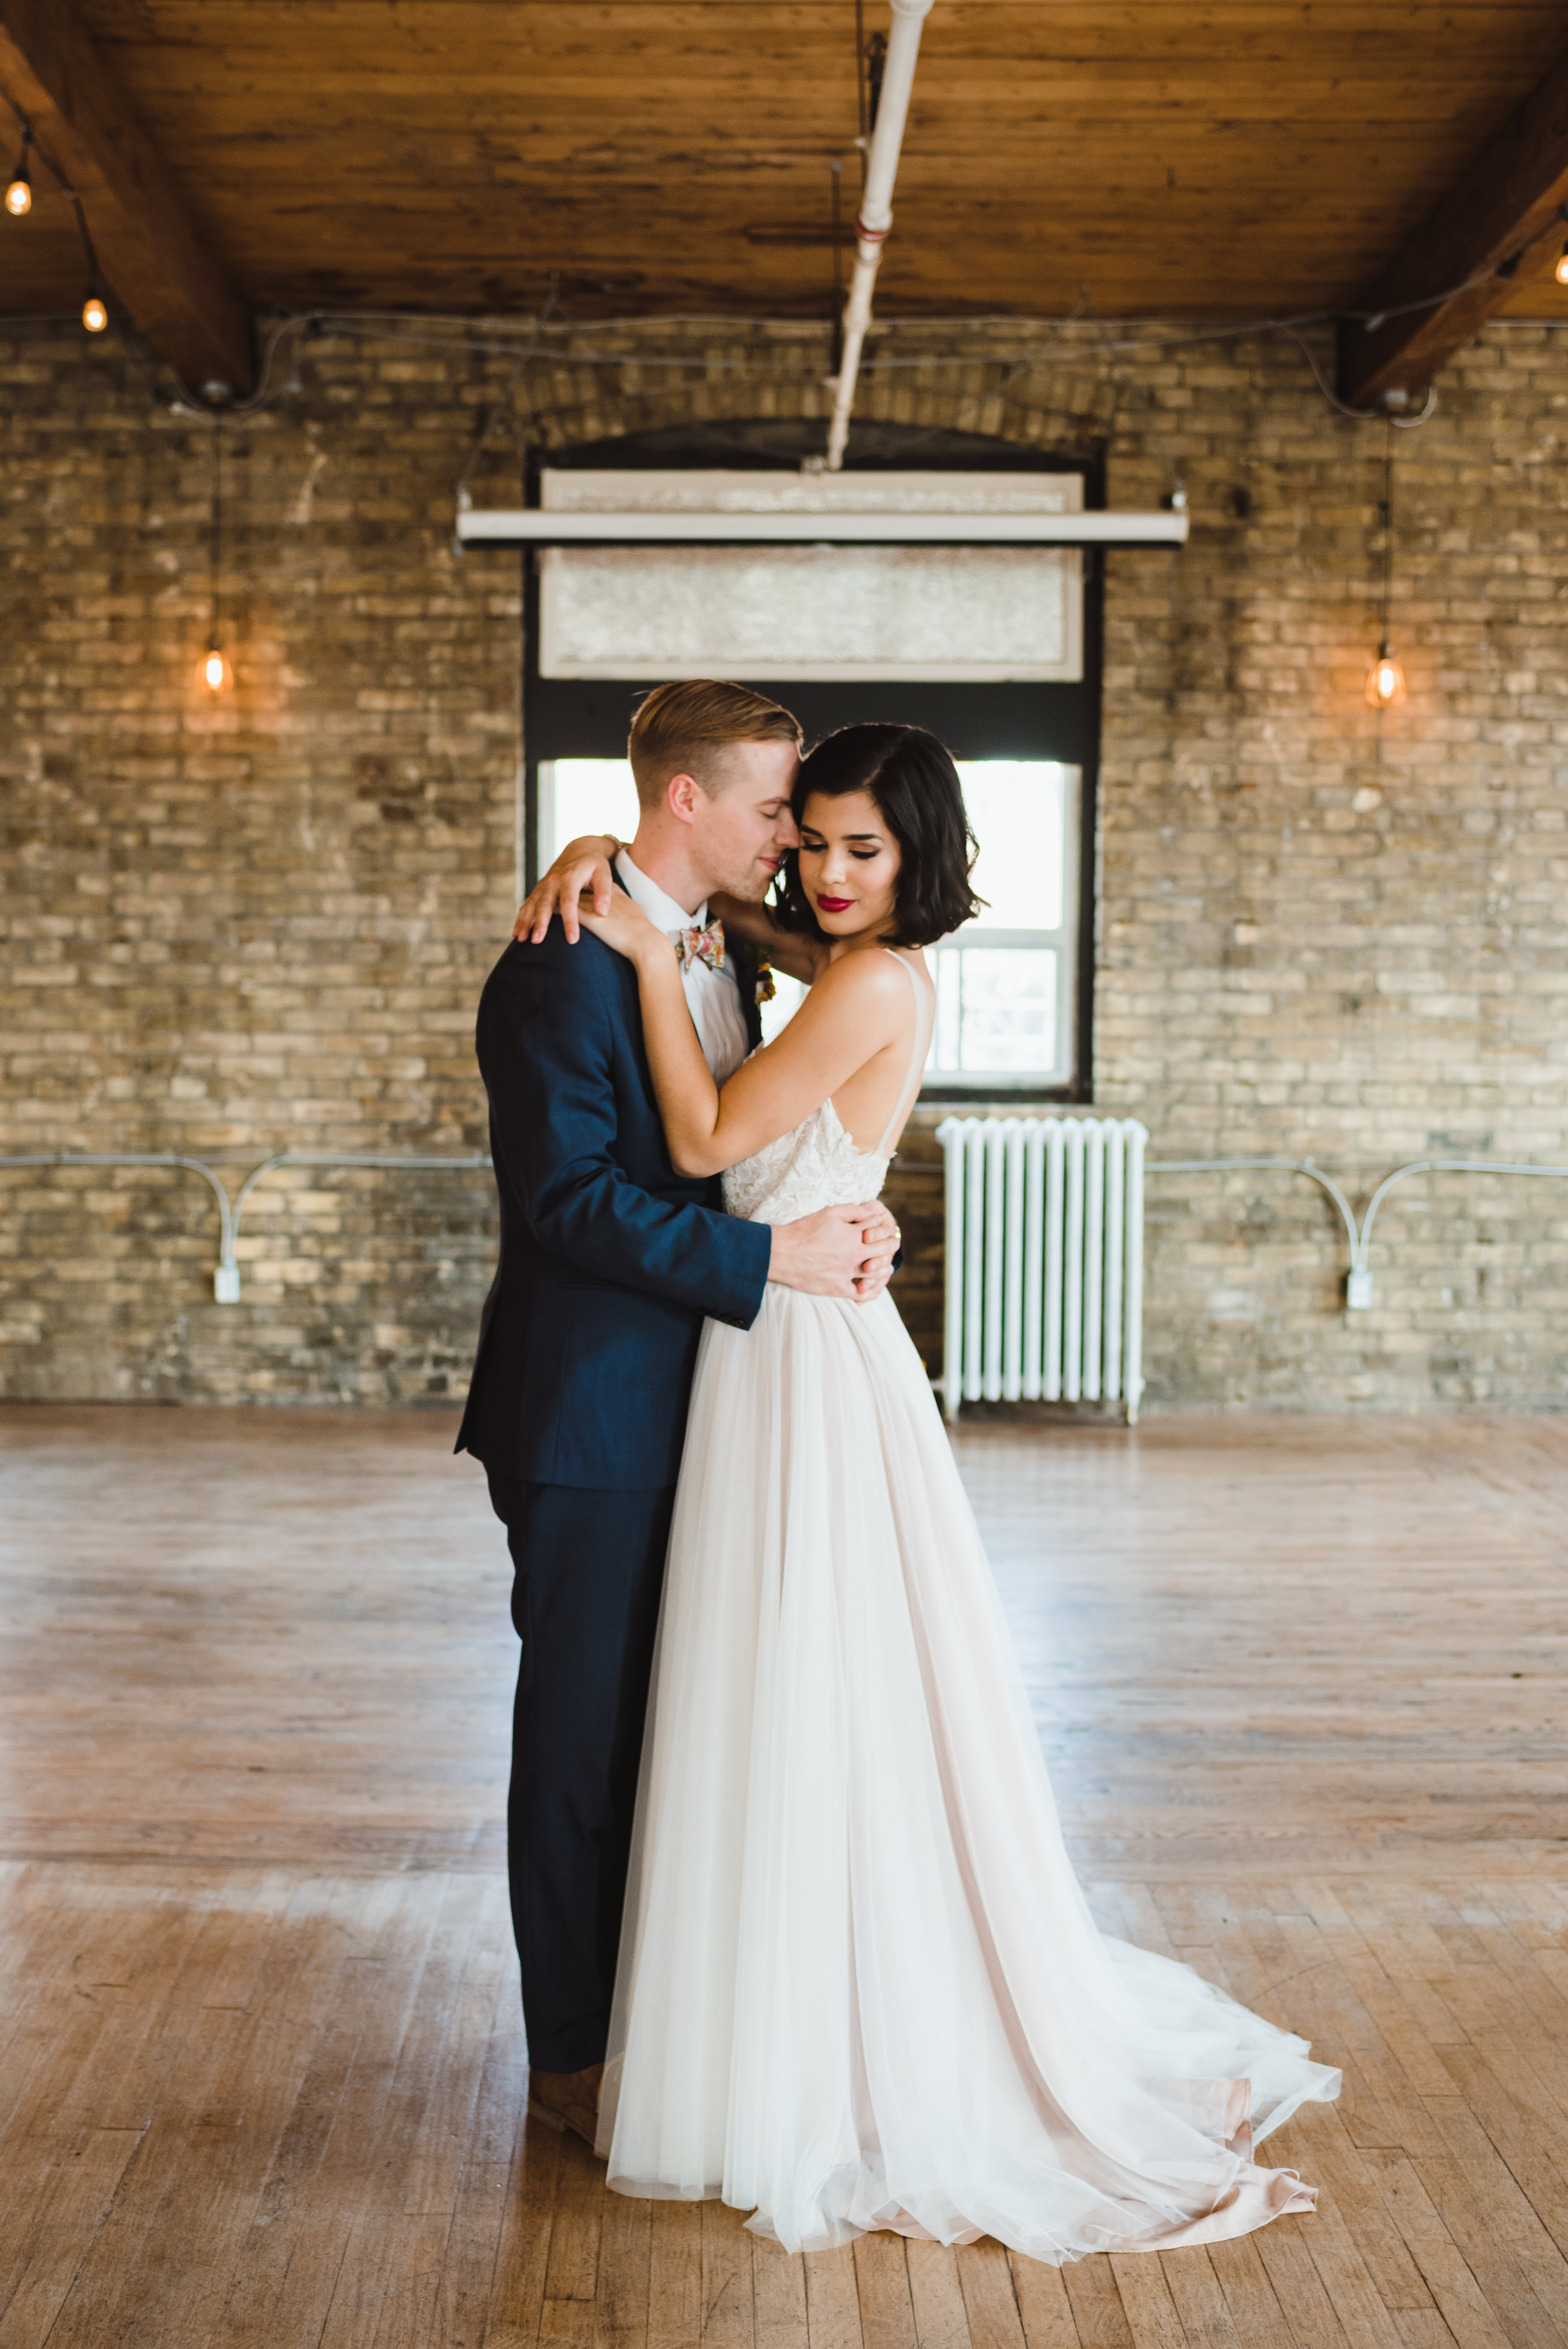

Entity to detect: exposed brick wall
[3,314,1566,1408]
[1092,323,1568,1409]
[0,323,517,1401]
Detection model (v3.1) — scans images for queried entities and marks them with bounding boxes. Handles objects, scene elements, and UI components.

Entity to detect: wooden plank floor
[1,1403,1566,2348]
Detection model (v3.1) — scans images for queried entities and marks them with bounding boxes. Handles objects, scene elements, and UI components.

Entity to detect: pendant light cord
[209,416,221,650]
[1382,416,1395,647]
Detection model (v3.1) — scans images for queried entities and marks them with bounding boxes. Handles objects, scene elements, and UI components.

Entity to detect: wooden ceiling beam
[1338,40,1568,410]
[0,0,251,395]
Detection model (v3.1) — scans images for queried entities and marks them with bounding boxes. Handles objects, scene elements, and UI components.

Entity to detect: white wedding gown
[595,953,1339,2260]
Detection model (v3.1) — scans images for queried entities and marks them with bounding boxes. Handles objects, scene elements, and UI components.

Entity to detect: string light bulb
[1366,643,1406,708]
[5,130,31,216]
[1556,241,1568,287]
[202,639,231,694]
[82,289,107,332]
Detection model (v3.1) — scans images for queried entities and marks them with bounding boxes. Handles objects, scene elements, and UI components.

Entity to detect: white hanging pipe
[825,0,935,472]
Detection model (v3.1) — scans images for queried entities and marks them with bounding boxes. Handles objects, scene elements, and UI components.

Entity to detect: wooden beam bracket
[1339,44,1568,410]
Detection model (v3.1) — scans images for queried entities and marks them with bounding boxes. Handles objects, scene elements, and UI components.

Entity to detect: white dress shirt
[614,849,750,1087]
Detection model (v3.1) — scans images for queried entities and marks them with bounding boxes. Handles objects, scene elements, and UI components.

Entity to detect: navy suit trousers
[486,1472,675,2074]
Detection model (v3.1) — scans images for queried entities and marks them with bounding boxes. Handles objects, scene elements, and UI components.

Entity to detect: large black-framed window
[520,420,1104,1103]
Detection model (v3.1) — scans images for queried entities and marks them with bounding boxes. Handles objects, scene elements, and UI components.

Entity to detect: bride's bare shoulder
[808,949,918,1020]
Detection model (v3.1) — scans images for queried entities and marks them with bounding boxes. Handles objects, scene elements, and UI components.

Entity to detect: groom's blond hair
[628,681,802,810]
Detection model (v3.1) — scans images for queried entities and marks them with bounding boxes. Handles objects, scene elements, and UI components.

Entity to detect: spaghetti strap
[874,949,934,1158]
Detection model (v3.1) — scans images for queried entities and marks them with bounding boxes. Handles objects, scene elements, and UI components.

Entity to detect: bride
[517,721,1339,2260]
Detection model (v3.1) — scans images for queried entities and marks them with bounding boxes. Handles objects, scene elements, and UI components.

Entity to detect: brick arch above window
[495,351,1119,478]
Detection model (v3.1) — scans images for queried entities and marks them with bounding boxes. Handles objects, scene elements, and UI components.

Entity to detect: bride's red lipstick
[815,894,854,913]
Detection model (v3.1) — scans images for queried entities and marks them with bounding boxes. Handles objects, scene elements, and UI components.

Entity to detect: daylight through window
[540,758,1079,1089]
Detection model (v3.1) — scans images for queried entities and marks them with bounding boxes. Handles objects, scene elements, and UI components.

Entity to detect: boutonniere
[754,954,776,1007]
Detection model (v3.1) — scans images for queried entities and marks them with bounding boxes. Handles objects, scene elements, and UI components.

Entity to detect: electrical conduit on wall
[7,1150,1568,1380]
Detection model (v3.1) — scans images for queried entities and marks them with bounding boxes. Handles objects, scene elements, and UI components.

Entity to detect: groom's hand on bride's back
[767,1203,898,1303]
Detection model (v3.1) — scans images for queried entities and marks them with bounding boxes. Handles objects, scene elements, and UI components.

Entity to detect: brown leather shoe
[527,2062,603,2150]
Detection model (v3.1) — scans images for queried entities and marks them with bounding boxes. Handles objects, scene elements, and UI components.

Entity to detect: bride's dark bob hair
[774,723,983,949]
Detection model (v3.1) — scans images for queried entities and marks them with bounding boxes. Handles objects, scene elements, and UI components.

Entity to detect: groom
[457,680,898,2144]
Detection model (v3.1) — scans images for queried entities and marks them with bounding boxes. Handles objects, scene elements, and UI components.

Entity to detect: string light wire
[0,89,112,332]
[1284,328,1438,425]
[173,293,1477,434]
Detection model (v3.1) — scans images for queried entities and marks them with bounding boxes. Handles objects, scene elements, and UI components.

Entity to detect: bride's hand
[577,894,667,966]
[514,834,618,945]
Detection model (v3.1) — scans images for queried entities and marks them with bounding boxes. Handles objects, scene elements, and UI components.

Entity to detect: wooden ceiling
[2,1,1567,402]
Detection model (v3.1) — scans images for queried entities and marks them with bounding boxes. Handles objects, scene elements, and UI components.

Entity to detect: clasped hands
[773,1201,901,1305]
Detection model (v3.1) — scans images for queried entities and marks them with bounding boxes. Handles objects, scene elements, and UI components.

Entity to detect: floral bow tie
[676,918,726,974]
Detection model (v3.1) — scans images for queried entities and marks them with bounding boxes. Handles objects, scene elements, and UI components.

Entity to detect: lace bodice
[720,950,934,1227]
[723,1100,895,1226]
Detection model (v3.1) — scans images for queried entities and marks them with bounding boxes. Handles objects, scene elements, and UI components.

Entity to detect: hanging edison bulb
[5,137,31,216]
[202,640,232,694]
[1556,241,1568,287]
[1365,642,1406,709]
[82,289,108,332]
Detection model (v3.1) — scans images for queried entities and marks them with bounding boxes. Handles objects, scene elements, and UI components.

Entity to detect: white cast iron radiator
[934,1117,1148,1424]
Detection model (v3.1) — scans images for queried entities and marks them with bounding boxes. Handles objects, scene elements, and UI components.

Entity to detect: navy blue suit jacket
[456,912,773,1490]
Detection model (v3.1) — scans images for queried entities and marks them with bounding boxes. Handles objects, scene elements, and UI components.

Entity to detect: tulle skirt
[595,1284,1339,2259]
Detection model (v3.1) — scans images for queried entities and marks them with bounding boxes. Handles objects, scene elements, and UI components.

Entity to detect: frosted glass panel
[540,546,1081,683]
[537,468,1084,683]
[542,470,1084,517]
